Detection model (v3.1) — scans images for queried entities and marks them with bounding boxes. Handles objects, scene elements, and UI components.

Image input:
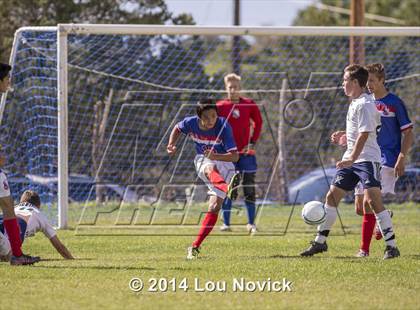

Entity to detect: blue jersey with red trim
[176,116,237,155]
[375,93,413,168]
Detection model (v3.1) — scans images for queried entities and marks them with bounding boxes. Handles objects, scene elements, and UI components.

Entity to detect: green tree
[293,0,419,26]
[0,0,194,62]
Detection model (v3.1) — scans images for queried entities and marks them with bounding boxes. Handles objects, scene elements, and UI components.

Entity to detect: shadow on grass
[406,254,420,260]
[40,258,95,262]
[32,265,156,271]
[261,254,380,261]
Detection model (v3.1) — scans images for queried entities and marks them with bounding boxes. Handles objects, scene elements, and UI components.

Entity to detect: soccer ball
[302,201,326,225]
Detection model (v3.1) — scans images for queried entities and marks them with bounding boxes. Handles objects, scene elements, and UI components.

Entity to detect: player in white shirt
[300,64,399,259]
[0,190,74,260]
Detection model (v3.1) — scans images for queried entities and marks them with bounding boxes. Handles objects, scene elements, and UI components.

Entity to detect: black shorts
[332,161,381,192]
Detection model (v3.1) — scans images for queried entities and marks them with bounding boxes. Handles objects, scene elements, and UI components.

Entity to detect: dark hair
[0,63,11,81]
[365,63,386,81]
[344,64,368,88]
[20,190,41,207]
[196,98,217,118]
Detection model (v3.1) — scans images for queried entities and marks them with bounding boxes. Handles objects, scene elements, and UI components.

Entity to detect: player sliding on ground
[301,64,400,260]
[167,99,240,260]
[0,190,74,261]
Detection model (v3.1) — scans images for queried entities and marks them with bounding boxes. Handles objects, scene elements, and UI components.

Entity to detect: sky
[166,0,313,26]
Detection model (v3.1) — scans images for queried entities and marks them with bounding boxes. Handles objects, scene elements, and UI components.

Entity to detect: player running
[166,99,240,259]
[217,73,263,233]
[0,63,40,265]
[301,64,399,259]
[333,63,413,257]
[0,190,74,261]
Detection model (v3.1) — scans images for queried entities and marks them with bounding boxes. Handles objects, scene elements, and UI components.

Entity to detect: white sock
[375,210,396,247]
[314,205,337,244]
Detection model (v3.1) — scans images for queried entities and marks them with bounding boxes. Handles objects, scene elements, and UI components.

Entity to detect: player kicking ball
[300,64,400,260]
[0,190,74,261]
[167,99,240,260]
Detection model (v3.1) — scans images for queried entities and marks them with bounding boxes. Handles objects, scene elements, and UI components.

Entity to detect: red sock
[208,170,228,193]
[3,218,23,257]
[193,212,218,248]
[360,213,376,253]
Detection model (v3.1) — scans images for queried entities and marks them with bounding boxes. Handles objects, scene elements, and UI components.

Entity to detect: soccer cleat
[186,246,200,260]
[300,241,328,257]
[383,246,400,260]
[375,210,393,240]
[10,254,41,266]
[355,249,369,258]
[220,224,231,232]
[227,173,241,201]
[246,224,257,234]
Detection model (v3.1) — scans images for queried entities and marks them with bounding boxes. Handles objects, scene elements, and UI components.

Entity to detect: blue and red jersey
[176,116,237,155]
[375,93,413,168]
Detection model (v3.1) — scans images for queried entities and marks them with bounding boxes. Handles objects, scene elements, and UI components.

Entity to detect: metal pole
[57,25,69,229]
[350,0,365,64]
[278,79,289,203]
[232,0,241,74]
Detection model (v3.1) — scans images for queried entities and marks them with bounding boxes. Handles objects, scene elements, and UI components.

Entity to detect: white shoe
[246,224,257,233]
[355,249,369,257]
[220,224,231,232]
[186,246,200,260]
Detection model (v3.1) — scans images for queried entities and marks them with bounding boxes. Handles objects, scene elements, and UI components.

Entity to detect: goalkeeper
[217,73,263,233]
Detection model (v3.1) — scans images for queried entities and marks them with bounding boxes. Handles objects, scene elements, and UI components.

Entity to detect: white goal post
[1,25,419,229]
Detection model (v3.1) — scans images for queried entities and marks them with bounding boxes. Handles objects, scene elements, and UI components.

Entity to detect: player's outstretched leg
[300,186,345,257]
[187,195,223,260]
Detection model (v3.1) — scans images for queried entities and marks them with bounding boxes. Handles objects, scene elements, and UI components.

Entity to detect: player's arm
[242,102,263,154]
[205,150,239,162]
[167,126,182,155]
[331,131,346,146]
[337,132,369,169]
[249,102,263,144]
[49,235,74,259]
[394,100,414,177]
[395,127,413,177]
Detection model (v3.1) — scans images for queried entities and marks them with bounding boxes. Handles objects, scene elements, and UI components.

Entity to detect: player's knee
[209,204,221,213]
[354,196,364,216]
[243,186,256,203]
[203,165,216,177]
[208,196,222,213]
[325,190,338,207]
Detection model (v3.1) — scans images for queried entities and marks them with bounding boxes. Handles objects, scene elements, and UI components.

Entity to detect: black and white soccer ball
[301,201,326,225]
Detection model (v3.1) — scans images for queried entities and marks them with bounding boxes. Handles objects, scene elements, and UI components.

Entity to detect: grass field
[1,202,419,309]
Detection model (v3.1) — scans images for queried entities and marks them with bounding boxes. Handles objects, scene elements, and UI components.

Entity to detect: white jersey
[14,202,56,239]
[343,93,381,163]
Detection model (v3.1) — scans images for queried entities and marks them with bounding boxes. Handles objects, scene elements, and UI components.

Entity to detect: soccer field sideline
[1,202,419,309]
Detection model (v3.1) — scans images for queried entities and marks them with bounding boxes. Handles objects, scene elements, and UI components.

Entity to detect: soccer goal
[0,25,418,229]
